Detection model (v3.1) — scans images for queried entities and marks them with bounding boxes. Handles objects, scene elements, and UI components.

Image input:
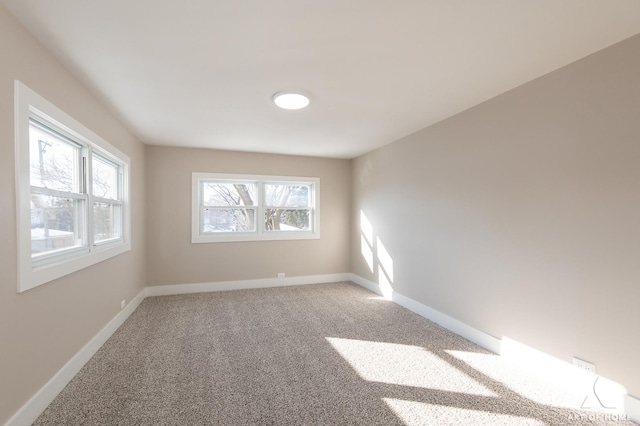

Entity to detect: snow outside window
[192,173,320,243]
[15,81,131,292]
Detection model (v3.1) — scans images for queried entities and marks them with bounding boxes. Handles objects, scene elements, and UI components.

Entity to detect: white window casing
[192,172,320,243]
[15,80,131,292]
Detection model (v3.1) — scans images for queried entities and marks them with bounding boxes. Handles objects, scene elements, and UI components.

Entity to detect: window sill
[20,241,131,293]
[192,231,320,243]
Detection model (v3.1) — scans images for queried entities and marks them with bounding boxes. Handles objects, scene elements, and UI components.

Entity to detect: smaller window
[192,173,320,243]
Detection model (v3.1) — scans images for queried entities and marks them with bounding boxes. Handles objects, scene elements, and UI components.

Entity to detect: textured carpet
[34,282,634,425]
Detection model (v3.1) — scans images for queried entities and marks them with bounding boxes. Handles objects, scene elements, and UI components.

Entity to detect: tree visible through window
[264,183,310,231]
[15,80,131,292]
[92,154,122,242]
[28,119,125,257]
[202,182,256,232]
[29,121,83,255]
[193,173,319,242]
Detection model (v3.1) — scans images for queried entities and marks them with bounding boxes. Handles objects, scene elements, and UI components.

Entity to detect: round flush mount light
[273,92,310,110]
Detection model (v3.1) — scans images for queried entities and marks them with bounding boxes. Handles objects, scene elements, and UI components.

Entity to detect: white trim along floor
[6,273,639,425]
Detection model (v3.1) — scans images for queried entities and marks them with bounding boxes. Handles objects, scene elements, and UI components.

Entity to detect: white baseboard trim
[8,275,640,425]
[626,394,640,424]
[146,273,352,297]
[7,274,352,425]
[5,287,147,426]
[348,273,501,354]
[500,337,630,414]
[349,273,638,421]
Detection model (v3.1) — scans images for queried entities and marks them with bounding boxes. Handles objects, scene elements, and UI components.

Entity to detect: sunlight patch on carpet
[327,337,495,396]
[383,398,546,426]
[446,349,624,414]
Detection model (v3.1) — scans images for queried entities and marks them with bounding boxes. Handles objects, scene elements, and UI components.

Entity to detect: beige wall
[0,5,147,424]
[2,0,638,421]
[352,34,640,397]
[146,146,351,286]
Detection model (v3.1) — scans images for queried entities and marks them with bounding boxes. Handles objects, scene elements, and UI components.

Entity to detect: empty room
[1,1,639,425]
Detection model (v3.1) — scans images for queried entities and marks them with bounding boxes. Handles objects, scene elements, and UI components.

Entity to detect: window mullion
[310,185,315,232]
[86,146,94,250]
[118,163,124,240]
[192,173,318,243]
[199,179,205,235]
[16,81,131,293]
[257,181,264,235]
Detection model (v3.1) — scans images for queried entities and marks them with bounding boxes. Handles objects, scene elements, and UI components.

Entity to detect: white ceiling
[3,1,640,159]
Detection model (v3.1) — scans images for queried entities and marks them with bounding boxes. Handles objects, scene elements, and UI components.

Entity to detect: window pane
[29,121,80,192]
[94,202,122,242]
[93,155,119,199]
[31,194,83,255]
[265,209,310,231]
[265,184,310,207]
[202,208,255,232]
[203,182,256,207]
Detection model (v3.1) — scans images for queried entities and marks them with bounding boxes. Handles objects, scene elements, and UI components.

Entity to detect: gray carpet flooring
[34,282,634,425]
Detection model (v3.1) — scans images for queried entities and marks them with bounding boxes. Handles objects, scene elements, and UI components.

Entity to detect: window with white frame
[15,81,130,292]
[192,173,319,243]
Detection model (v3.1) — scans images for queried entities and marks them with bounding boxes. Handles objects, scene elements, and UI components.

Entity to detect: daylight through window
[15,81,131,292]
[192,173,319,243]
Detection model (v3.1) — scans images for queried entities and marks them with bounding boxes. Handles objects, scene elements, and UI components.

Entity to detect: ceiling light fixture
[273,92,310,110]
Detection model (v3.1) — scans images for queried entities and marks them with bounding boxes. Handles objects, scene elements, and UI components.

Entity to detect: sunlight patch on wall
[360,211,375,273]
[378,265,393,298]
[360,210,373,245]
[383,398,545,426]
[376,236,394,298]
[326,337,495,396]
[360,210,396,298]
[361,235,374,273]
[376,236,393,282]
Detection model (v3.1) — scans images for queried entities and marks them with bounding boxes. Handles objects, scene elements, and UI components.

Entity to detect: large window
[15,81,130,292]
[192,173,320,243]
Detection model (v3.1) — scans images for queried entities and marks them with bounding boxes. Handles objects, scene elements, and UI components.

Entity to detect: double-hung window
[192,173,319,243]
[15,81,130,292]
[92,154,124,243]
[29,120,86,258]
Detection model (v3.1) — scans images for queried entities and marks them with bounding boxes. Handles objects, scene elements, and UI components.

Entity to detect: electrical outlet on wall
[277,273,285,279]
[120,300,126,310]
[573,357,596,374]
